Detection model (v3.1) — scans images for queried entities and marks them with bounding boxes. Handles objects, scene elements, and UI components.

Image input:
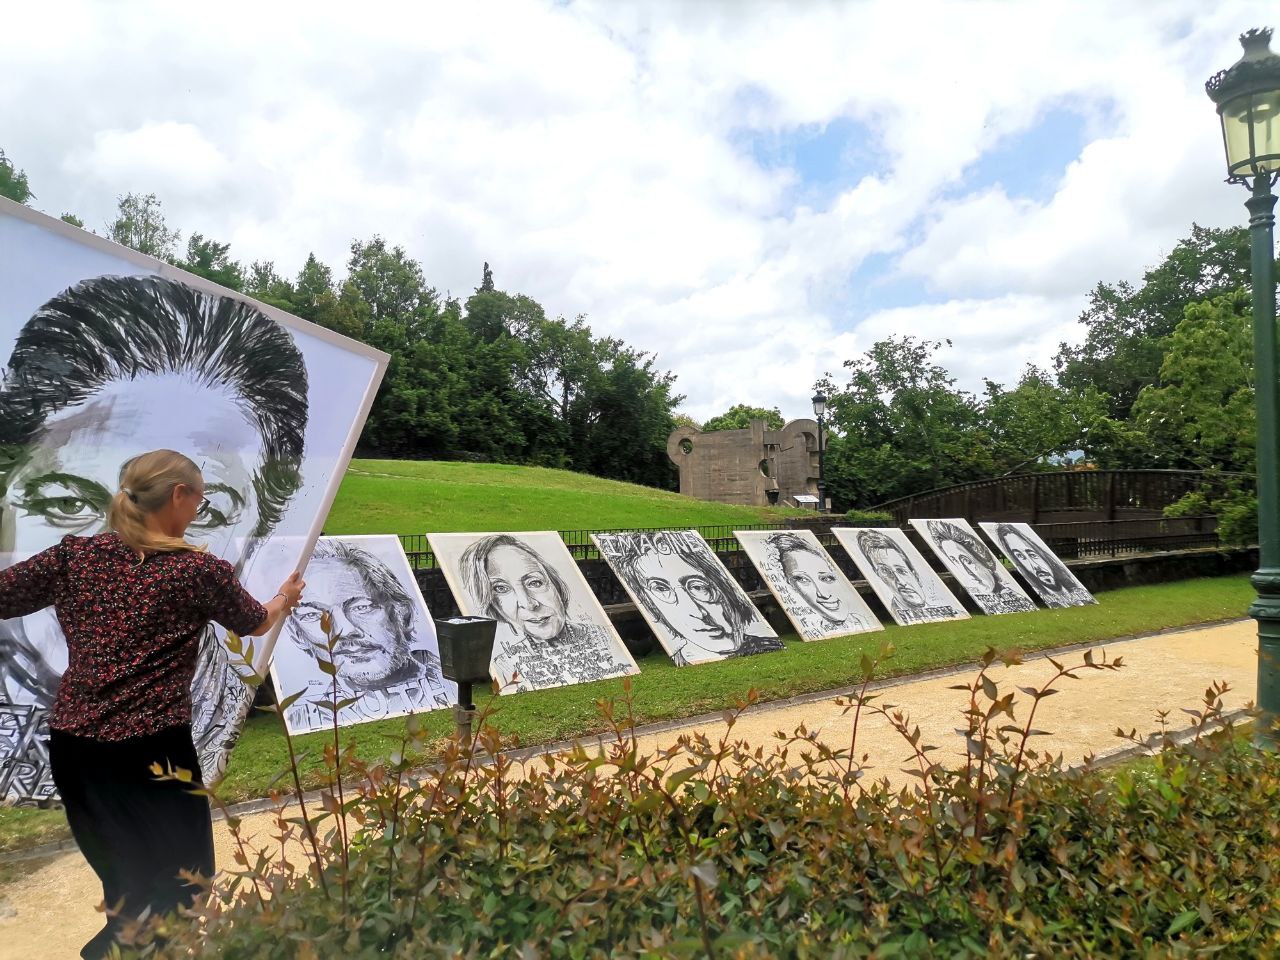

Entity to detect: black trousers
[49,724,215,960]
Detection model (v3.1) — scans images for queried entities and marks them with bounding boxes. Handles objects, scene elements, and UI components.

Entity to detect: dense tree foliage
[0,149,32,204]
[701,404,784,432]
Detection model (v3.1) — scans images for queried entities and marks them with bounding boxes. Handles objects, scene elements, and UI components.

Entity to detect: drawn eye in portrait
[911,519,1036,616]
[430,531,639,693]
[593,530,783,665]
[271,536,455,735]
[0,203,387,804]
[979,522,1097,609]
[831,527,969,628]
[735,529,881,642]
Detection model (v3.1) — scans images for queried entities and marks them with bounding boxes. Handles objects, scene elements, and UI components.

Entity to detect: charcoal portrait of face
[920,519,1035,615]
[0,274,308,798]
[987,523,1096,609]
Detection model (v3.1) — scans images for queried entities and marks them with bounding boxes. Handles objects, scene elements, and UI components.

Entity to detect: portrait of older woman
[430,531,639,693]
[914,519,1036,616]
[0,273,310,800]
[735,530,881,642]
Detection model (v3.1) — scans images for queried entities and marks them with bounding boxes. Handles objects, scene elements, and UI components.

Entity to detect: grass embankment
[325,459,807,534]
[1,574,1250,853]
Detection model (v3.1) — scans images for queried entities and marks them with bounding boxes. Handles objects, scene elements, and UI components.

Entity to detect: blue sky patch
[735,115,884,207]
[952,104,1099,203]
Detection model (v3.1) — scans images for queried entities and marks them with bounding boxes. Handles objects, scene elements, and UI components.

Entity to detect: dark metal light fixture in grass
[434,615,498,745]
[1206,27,1280,746]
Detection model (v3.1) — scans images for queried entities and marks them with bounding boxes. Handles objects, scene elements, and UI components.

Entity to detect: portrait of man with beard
[277,537,454,734]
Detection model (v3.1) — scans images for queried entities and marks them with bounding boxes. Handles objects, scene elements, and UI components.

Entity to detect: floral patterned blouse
[0,532,266,740]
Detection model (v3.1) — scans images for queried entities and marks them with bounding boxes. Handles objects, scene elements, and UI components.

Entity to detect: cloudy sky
[1,1,1270,420]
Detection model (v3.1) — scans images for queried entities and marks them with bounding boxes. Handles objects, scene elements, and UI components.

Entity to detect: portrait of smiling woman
[0,272,309,800]
[430,531,639,693]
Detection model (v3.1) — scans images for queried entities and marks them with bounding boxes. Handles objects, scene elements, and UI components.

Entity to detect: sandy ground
[0,620,1258,960]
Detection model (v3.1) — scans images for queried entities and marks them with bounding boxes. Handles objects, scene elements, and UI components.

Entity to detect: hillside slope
[323,459,805,535]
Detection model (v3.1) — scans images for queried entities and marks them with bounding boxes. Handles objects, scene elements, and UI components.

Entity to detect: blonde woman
[0,449,304,960]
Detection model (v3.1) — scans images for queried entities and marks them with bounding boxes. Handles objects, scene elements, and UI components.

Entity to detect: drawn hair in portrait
[734,529,882,641]
[911,518,1037,616]
[429,531,639,692]
[0,200,387,804]
[592,530,784,665]
[831,527,970,627]
[271,536,455,735]
[979,521,1097,609]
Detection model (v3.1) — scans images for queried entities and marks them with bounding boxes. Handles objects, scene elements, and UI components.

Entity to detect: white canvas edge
[908,518,1035,614]
[830,527,970,627]
[270,534,453,736]
[426,530,639,692]
[732,529,883,641]
[0,198,391,674]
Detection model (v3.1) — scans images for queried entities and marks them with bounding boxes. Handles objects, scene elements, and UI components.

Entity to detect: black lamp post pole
[817,413,826,513]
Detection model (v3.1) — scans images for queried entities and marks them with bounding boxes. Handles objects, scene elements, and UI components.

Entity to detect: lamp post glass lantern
[811,392,828,512]
[1207,26,1280,746]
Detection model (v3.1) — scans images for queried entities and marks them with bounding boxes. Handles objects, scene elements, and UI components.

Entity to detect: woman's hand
[250,571,307,636]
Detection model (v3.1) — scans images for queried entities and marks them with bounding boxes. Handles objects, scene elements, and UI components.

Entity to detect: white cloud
[0,0,1273,422]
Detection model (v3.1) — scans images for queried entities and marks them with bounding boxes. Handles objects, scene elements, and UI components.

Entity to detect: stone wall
[666,418,821,506]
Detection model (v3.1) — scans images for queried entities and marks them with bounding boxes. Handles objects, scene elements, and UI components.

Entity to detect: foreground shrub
[125,650,1278,958]
[842,509,896,527]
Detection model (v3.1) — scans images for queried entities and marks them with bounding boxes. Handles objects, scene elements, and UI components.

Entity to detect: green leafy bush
[123,649,1278,959]
[842,508,896,527]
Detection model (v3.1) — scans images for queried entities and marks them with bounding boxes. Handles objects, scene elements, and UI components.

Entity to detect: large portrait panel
[910,518,1037,616]
[734,529,882,641]
[979,522,1097,609]
[0,200,387,803]
[592,530,783,665]
[271,536,455,735]
[429,531,639,692]
[831,527,969,627]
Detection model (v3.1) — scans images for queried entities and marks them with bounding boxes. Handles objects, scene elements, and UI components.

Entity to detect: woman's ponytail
[106,450,208,558]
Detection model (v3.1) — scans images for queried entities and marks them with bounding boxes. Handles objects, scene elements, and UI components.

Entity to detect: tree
[0,148,32,204]
[821,336,990,507]
[981,367,1110,473]
[107,192,179,260]
[294,253,334,321]
[478,261,495,292]
[1130,291,1253,473]
[60,213,84,228]
[179,233,244,291]
[701,404,784,432]
[245,261,297,312]
[1055,224,1252,420]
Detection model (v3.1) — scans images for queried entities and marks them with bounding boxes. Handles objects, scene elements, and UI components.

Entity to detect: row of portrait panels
[267,521,1095,738]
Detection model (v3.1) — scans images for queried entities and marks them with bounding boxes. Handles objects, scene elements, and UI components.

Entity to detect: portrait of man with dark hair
[735,529,880,641]
[594,530,783,665]
[834,527,968,627]
[981,522,1096,609]
[430,531,639,692]
[915,518,1036,615]
[275,536,453,735]
[1,205,386,805]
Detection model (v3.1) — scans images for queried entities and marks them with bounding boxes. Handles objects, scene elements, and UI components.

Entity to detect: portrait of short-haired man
[983,522,1096,609]
[595,530,783,665]
[917,519,1036,616]
[277,537,453,735]
[0,273,310,798]
[432,532,639,693]
[837,528,968,627]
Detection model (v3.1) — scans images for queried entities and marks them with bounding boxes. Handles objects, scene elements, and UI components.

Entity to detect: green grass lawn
[0,574,1251,853]
[324,459,808,535]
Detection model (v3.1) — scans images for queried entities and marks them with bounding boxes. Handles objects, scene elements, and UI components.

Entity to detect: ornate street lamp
[1207,27,1280,745]
[811,392,828,513]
